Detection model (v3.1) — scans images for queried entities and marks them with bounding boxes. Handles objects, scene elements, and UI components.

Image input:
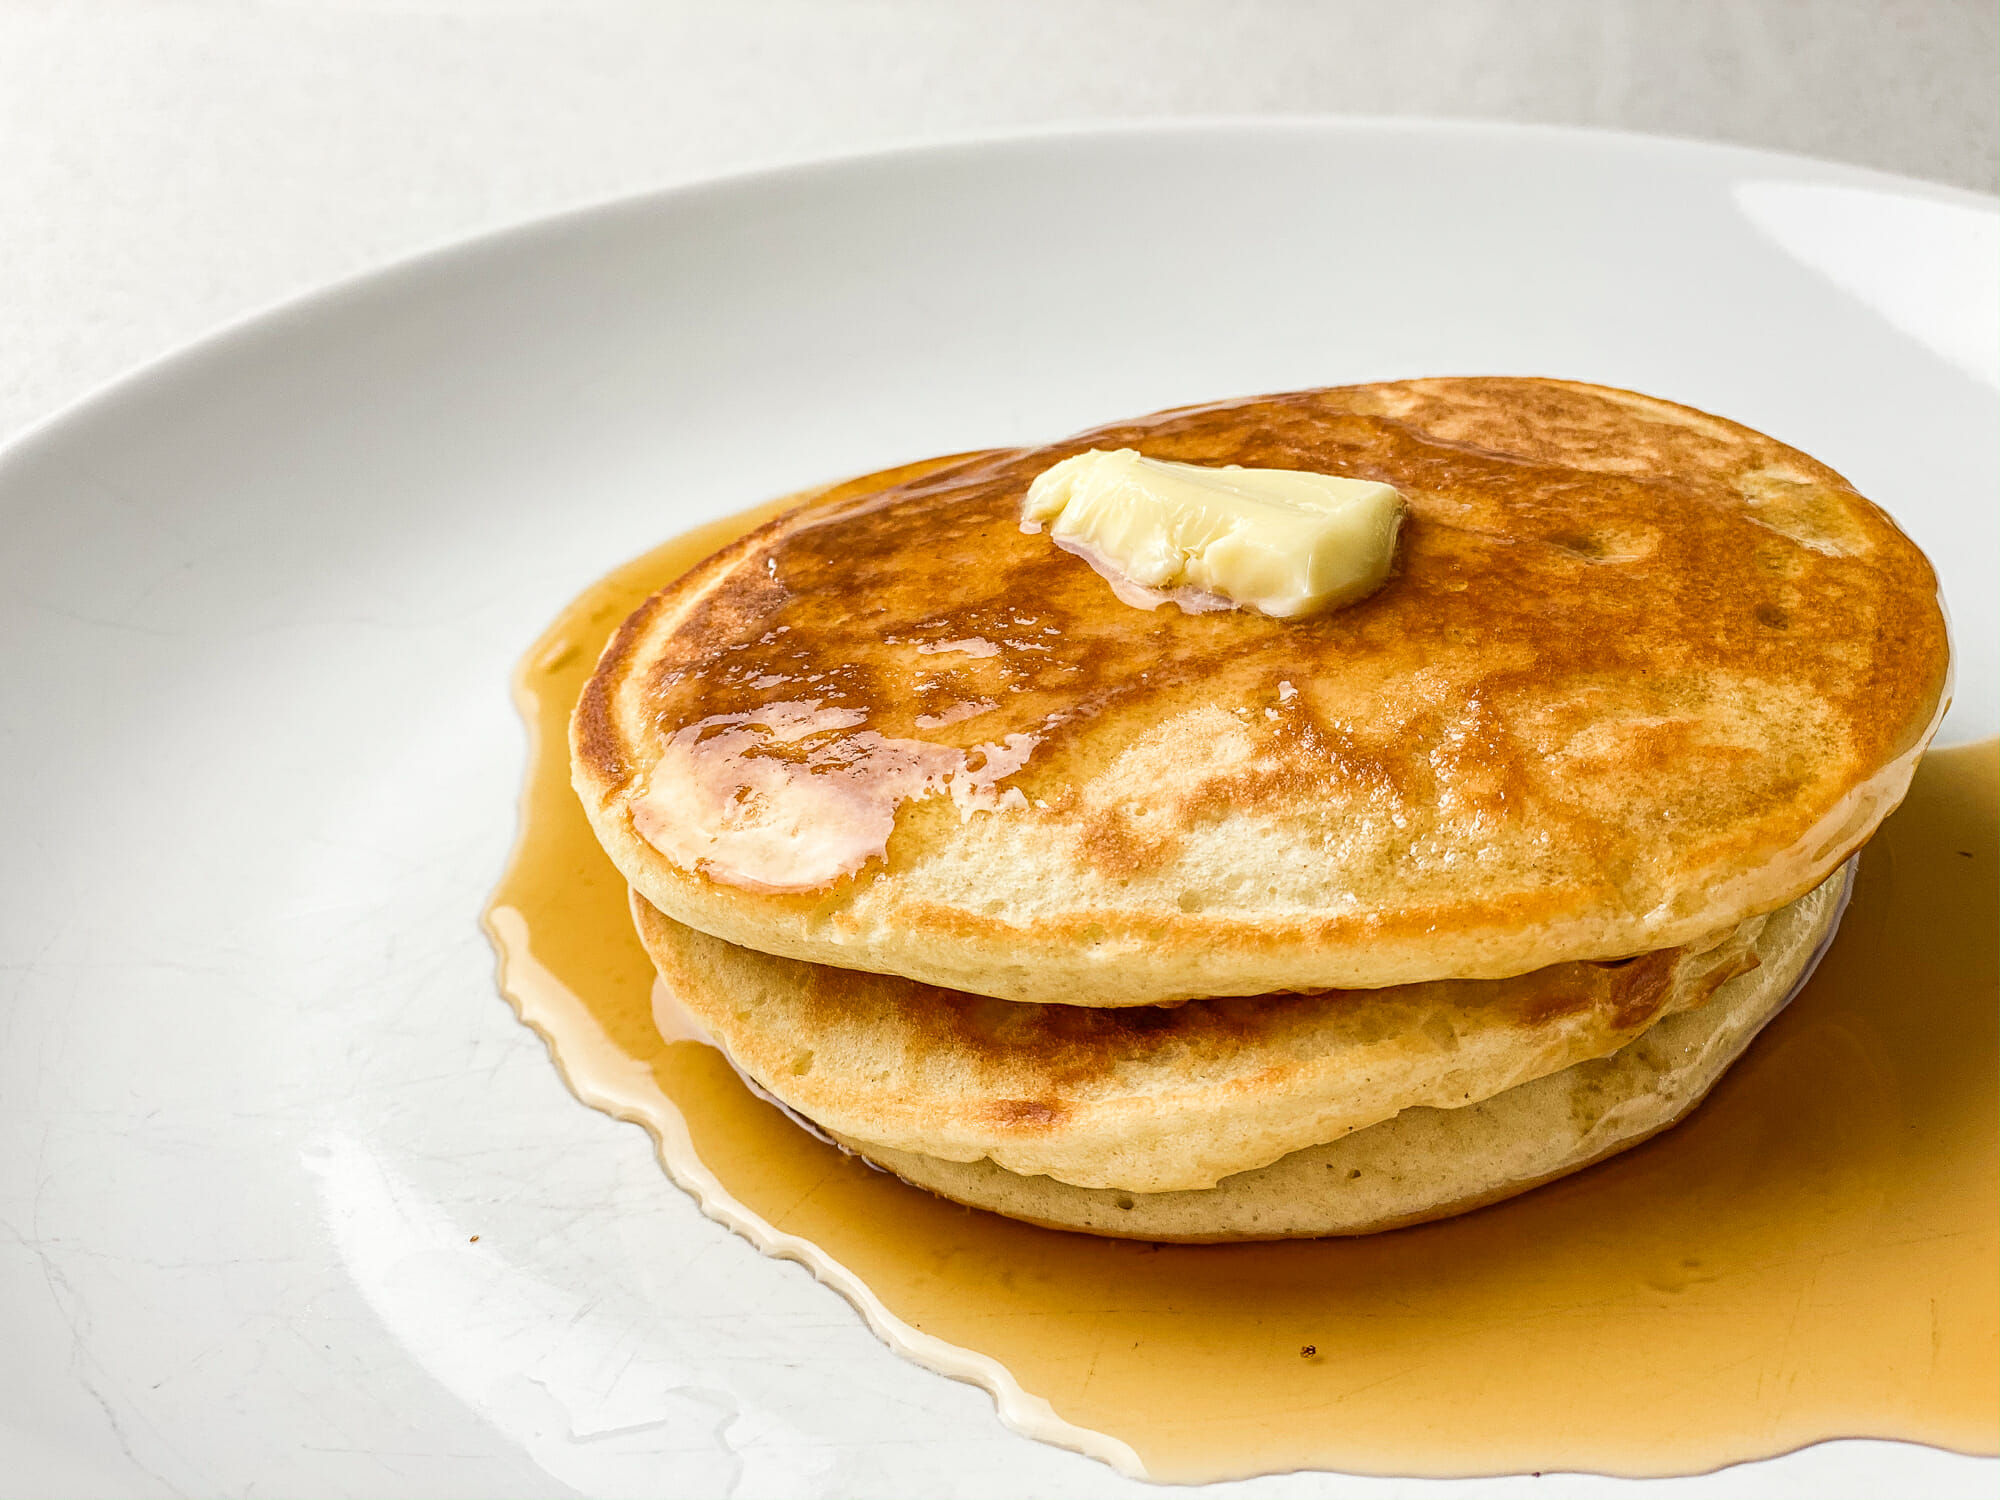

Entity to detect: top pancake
[574,378,1948,1005]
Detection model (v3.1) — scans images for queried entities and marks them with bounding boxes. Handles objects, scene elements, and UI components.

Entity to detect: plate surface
[1,121,1993,1499]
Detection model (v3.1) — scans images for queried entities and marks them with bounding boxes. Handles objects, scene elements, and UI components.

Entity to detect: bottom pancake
[834,868,1849,1241]
[636,887,1793,1194]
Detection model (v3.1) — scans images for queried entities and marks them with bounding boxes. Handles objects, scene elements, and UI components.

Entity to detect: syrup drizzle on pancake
[573,381,1953,1007]
[488,501,1997,1483]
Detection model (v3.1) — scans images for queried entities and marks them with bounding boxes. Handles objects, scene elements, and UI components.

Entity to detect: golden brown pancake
[635,885,1787,1193]
[574,379,1946,1007]
[640,869,1847,1237]
[839,863,1847,1240]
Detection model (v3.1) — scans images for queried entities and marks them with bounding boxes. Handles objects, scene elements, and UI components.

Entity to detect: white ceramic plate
[1,122,1993,1500]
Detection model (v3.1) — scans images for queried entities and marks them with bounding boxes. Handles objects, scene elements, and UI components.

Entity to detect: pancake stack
[572,378,1949,1241]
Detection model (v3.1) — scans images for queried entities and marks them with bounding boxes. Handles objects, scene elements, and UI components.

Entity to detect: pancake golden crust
[840,868,1850,1240]
[635,887,1774,1193]
[576,379,1947,1005]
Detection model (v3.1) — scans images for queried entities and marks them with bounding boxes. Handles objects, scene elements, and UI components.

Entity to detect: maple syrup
[485,501,1998,1483]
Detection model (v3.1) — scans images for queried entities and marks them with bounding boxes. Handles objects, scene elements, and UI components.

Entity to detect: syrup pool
[485,498,1998,1484]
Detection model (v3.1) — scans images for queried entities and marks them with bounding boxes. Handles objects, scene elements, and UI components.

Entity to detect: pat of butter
[1022,449,1405,619]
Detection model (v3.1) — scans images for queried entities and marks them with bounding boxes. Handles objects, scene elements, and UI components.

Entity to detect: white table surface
[4,0,1995,448]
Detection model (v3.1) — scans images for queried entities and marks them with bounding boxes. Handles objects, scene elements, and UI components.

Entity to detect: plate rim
[4,114,1994,482]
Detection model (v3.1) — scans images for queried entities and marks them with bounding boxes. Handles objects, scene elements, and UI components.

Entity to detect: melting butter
[1021,448,1404,619]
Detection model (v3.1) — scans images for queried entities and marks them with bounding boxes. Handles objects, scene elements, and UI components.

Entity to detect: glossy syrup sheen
[575,382,1949,945]
[488,501,1999,1484]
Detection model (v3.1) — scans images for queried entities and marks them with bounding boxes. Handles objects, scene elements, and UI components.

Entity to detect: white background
[4,0,1996,446]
